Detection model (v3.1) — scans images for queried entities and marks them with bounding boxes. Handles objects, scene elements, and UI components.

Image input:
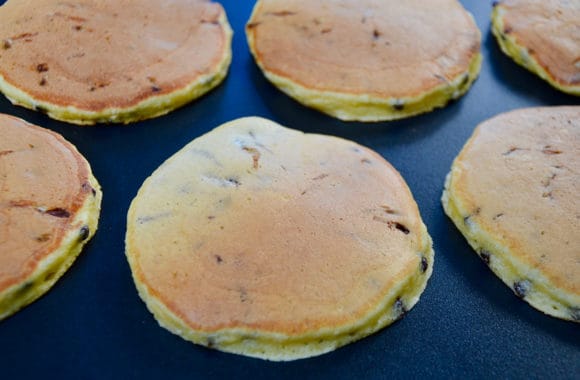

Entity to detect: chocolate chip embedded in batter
[44,208,70,218]
[2,39,12,49]
[79,225,90,241]
[36,63,49,72]
[479,249,491,265]
[420,256,428,273]
[35,233,52,242]
[513,280,531,298]
[394,298,407,319]
[393,222,410,235]
[392,100,405,111]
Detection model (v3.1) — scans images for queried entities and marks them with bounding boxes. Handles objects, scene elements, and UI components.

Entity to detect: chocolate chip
[214,254,223,263]
[45,208,70,218]
[460,74,470,88]
[372,29,381,40]
[392,100,405,111]
[394,222,410,235]
[39,77,47,86]
[82,182,96,196]
[2,39,12,49]
[479,250,491,265]
[503,27,513,35]
[513,280,531,298]
[35,105,48,114]
[79,225,90,241]
[206,337,216,348]
[151,85,161,93]
[17,281,34,295]
[36,63,49,72]
[73,25,82,31]
[420,256,428,273]
[394,298,407,319]
[226,177,240,187]
[35,233,51,242]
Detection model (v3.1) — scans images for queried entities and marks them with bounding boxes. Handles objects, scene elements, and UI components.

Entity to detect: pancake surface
[442,107,580,322]
[0,114,101,320]
[126,117,434,360]
[491,0,580,96]
[246,0,481,122]
[0,0,232,124]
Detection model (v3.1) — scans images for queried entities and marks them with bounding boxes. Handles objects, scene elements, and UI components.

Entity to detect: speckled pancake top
[126,117,430,334]
[0,114,94,291]
[451,107,580,294]
[246,0,480,98]
[0,0,229,111]
[494,0,580,87]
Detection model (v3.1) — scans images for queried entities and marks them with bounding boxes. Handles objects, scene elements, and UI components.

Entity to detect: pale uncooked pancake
[0,114,102,320]
[0,0,232,124]
[491,0,580,96]
[126,117,434,360]
[442,107,580,322]
[246,0,481,122]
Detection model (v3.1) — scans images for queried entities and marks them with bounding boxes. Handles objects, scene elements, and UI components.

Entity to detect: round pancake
[442,107,580,322]
[126,117,434,360]
[0,0,232,125]
[246,0,481,122]
[491,0,580,96]
[0,114,102,321]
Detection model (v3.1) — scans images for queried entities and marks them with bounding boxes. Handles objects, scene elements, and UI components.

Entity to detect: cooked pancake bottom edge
[491,4,580,96]
[442,162,579,322]
[126,223,433,361]
[250,52,481,122]
[125,116,435,359]
[0,3,233,124]
[0,174,101,321]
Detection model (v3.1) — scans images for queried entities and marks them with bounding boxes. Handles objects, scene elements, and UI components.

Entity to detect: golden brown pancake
[491,0,580,96]
[126,117,434,360]
[442,107,580,322]
[0,114,102,320]
[246,0,481,122]
[0,0,232,124]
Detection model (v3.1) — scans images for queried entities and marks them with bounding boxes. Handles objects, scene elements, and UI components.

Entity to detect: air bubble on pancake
[513,280,531,298]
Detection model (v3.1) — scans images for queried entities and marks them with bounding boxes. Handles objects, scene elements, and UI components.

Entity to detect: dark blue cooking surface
[0,1,578,379]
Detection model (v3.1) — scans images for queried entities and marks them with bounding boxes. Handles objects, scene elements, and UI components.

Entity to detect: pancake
[0,114,102,321]
[246,0,481,122]
[442,107,580,322]
[126,117,434,360]
[0,0,232,125]
[491,0,580,96]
